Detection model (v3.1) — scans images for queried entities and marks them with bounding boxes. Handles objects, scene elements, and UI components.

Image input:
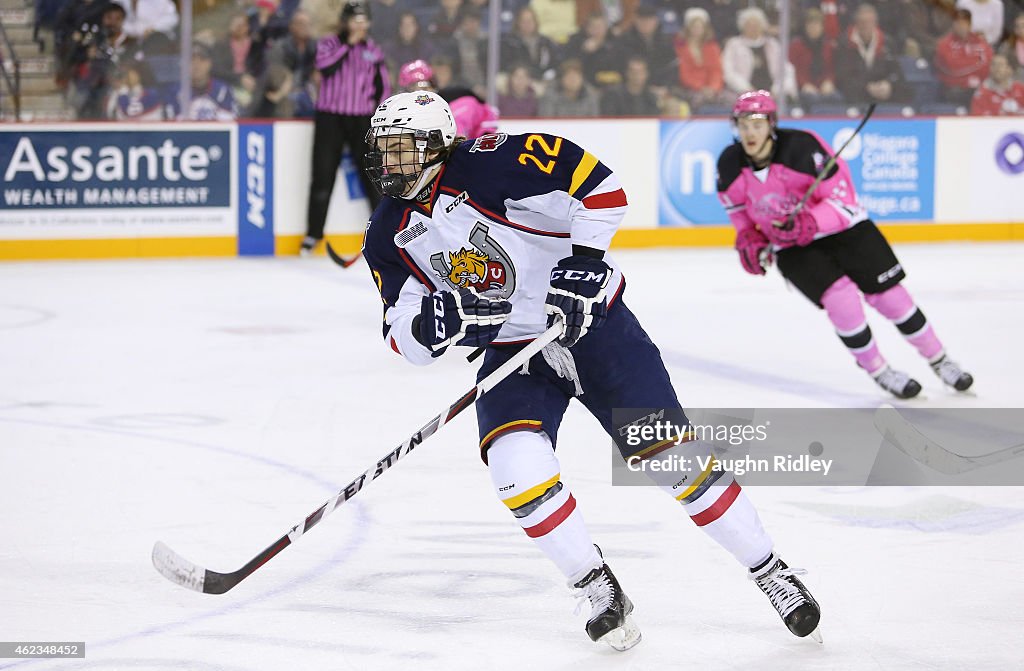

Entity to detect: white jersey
[362,132,628,365]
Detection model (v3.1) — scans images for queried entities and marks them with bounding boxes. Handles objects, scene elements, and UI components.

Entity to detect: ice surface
[1,244,1022,670]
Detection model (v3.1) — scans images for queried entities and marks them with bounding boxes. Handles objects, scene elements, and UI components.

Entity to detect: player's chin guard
[364,91,457,199]
[415,287,512,356]
[545,254,612,348]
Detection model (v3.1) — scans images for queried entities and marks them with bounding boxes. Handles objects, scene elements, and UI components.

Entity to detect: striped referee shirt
[315,35,391,116]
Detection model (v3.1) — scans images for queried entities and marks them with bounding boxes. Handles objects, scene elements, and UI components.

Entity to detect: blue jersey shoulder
[441,132,612,209]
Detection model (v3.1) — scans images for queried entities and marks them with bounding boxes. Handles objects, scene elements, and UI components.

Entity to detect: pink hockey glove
[770,208,818,246]
[735,228,771,276]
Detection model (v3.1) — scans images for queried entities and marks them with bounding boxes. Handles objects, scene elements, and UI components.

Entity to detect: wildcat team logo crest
[430,222,516,297]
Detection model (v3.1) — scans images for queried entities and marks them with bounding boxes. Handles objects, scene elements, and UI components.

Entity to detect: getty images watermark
[620,416,833,477]
[609,408,1024,486]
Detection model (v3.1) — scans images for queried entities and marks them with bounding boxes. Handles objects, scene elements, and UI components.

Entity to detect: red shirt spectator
[674,8,723,95]
[971,55,1024,114]
[935,9,993,89]
[790,8,836,92]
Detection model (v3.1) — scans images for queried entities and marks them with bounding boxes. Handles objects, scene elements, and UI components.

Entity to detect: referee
[302,1,390,255]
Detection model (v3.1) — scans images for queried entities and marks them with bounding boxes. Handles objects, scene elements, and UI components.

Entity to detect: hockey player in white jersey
[360,91,822,649]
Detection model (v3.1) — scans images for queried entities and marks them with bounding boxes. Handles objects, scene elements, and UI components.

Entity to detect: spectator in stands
[98,2,137,63]
[501,6,559,81]
[430,0,464,39]
[600,55,661,116]
[247,0,290,77]
[790,8,840,105]
[538,58,599,116]
[271,10,317,90]
[956,0,1005,45]
[450,8,488,93]
[999,13,1024,75]
[386,12,434,76]
[835,3,906,104]
[971,52,1024,111]
[564,12,621,87]
[935,8,993,105]
[880,0,956,60]
[614,4,674,87]
[55,0,109,88]
[211,14,254,89]
[250,63,295,117]
[120,0,179,53]
[674,7,726,109]
[531,0,577,45]
[721,7,797,99]
[184,42,237,120]
[498,62,540,117]
[370,0,402,45]
[429,54,459,89]
[111,59,164,120]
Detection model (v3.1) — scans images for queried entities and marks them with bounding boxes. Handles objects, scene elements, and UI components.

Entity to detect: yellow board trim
[502,473,561,510]
[610,223,1024,249]
[481,419,543,449]
[675,457,717,501]
[0,237,237,260]
[569,151,599,196]
[277,233,364,256]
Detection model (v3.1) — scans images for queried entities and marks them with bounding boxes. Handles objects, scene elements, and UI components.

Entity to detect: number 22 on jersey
[517,135,562,175]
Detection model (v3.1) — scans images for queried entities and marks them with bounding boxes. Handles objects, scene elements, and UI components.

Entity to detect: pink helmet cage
[732,89,777,123]
[398,60,435,90]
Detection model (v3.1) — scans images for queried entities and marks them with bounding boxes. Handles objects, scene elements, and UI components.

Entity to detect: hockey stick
[783,103,877,229]
[153,324,563,594]
[325,241,362,268]
[872,405,1024,475]
[760,103,876,272]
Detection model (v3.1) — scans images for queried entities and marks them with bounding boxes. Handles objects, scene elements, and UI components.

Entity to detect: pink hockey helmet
[398,60,435,91]
[732,89,777,124]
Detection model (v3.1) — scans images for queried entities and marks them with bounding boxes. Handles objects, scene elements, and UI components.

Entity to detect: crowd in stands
[43,0,1024,121]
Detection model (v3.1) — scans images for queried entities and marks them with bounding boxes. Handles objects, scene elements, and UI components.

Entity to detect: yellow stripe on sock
[569,152,599,196]
[480,419,542,449]
[675,456,717,501]
[502,473,561,510]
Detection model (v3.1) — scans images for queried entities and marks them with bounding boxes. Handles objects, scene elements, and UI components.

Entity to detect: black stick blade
[326,242,362,269]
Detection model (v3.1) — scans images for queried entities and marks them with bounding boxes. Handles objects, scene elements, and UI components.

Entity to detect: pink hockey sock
[865,285,945,362]
[821,277,887,374]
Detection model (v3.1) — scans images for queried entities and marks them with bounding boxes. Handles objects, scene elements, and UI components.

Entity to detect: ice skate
[931,355,973,392]
[872,366,922,399]
[571,550,641,651]
[299,236,319,257]
[750,553,822,642]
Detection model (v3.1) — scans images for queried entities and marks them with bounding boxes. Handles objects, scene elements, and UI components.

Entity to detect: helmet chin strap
[745,135,775,169]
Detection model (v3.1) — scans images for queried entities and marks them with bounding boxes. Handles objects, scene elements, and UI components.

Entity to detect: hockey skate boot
[750,553,821,642]
[872,366,922,399]
[299,236,319,257]
[930,355,974,392]
[571,550,641,651]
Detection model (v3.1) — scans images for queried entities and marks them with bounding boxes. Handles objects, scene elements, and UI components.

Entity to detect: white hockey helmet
[364,91,457,199]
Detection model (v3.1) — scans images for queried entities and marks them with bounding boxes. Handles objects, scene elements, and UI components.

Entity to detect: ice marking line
[0,416,370,670]
[0,305,55,330]
[659,348,880,406]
